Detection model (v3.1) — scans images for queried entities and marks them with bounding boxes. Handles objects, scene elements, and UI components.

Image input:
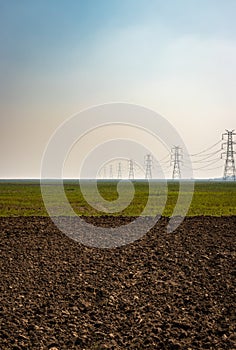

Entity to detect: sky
[1,0,236,179]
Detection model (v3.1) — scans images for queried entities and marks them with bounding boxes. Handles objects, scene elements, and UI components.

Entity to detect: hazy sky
[1,0,236,178]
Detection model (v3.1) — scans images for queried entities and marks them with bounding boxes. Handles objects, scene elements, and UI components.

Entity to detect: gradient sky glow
[1,0,236,178]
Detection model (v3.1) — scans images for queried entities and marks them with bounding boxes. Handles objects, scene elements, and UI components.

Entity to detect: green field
[0,180,235,216]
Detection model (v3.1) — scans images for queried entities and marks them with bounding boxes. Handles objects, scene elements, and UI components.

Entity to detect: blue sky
[1,0,236,178]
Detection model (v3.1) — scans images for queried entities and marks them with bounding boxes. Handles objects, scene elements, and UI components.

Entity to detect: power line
[190,149,222,162]
[159,153,171,162]
[133,163,145,178]
[191,157,221,164]
[197,165,223,171]
[153,156,171,168]
[182,159,222,171]
[97,131,234,180]
[189,140,222,156]
[190,149,222,158]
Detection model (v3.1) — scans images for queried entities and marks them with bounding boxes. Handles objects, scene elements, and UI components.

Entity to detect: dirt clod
[1,216,235,349]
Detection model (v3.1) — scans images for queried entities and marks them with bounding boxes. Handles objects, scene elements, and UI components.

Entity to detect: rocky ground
[0,216,235,349]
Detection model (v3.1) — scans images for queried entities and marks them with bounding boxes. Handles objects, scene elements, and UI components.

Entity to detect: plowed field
[1,216,235,349]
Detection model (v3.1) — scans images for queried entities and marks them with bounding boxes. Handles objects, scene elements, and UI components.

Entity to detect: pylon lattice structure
[109,165,113,179]
[221,129,236,181]
[117,162,122,179]
[103,166,107,179]
[145,154,153,179]
[171,146,182,179]
[128,159,134,179]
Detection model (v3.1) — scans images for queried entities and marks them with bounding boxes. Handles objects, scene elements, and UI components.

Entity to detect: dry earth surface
[1,216,235,349]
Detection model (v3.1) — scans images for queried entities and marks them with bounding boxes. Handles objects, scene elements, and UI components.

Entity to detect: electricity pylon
[171,146,182,179]
[145,154,153,179]
[109,165,113,179]
[117,162,122,179]
[103,166,107,179]
[221,129,236,181]
[128,159,134,179]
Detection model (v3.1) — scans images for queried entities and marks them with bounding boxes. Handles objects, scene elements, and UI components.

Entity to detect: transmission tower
[145,154,153,179]
[128,159,134,179]
[103,166,107,179]
[171,146,182,179]
[221,129,236,181]
[109,165,113,179]
[117,162,122,179]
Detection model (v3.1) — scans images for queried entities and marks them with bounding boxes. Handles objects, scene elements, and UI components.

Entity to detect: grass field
[0,180,235,216]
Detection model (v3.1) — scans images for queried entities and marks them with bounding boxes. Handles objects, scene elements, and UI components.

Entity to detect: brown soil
[1,216,235,349]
